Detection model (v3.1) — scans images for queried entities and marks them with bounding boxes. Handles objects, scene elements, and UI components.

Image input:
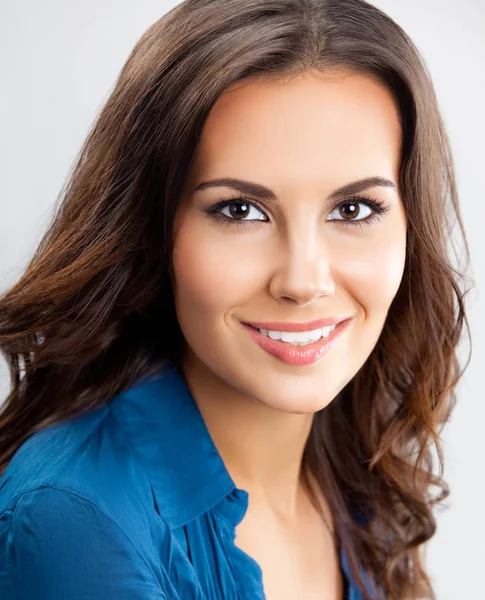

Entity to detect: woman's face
[171,69,407,414]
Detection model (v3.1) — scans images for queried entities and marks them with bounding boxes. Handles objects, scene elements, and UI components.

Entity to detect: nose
[268,235,336,307]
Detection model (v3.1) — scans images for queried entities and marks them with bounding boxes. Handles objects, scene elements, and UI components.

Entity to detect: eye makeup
[204,193,390,230]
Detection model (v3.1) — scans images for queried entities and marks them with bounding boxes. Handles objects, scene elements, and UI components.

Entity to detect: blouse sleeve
[6,486,168,600]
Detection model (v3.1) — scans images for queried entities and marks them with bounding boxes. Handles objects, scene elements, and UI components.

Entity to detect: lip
[242,315,352,333]
[241,317,352,366]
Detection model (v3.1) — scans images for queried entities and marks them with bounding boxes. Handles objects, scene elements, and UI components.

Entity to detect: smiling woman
[171,71,407,418]
[0,1,471,600]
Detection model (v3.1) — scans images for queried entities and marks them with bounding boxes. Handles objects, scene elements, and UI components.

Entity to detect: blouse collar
[110,360,239,528]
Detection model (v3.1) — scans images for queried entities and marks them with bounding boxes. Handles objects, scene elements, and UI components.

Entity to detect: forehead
[191,70,402,195]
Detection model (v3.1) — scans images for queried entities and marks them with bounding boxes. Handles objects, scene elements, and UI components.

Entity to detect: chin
[253,388,336,415]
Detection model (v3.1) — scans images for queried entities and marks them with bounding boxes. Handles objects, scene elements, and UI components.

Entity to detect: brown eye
[339,202,360,220]
[213,199,267,224]
[228,202,251,219]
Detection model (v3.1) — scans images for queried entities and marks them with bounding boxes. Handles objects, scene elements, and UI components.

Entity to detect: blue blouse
[0,361,370,599]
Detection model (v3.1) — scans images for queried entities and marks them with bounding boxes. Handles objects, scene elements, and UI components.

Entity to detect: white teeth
[268,330,280,340]
[258,325,336,345]
[281,331,304,342]
[309,329,322,342]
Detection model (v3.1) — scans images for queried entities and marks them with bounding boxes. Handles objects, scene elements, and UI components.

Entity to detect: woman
[0,0,471,598]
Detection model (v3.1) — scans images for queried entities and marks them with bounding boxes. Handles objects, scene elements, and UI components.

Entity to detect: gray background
[1,1,483,597]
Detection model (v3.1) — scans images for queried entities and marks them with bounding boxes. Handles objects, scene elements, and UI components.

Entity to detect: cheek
[171,222,257,317]
[336,227,407,318]
[172,211,407,322]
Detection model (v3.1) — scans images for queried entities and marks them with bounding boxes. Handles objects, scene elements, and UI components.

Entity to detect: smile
[241,318,352,366]
[256,324,337,345]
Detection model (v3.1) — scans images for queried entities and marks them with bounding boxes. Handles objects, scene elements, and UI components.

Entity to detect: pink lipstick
[241,317,352,366]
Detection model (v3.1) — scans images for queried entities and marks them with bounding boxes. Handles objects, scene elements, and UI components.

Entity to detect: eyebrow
[194,176,396,201]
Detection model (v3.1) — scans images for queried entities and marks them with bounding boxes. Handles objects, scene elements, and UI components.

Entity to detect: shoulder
[0,405,106,506]
[0,407,176,598]
[0,402,161,542]
[0,485,173,599]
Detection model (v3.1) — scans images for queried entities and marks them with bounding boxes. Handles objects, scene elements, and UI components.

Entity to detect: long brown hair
[0,1,472,598]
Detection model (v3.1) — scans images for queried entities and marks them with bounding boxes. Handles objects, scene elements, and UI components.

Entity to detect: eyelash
[205,193,390,230]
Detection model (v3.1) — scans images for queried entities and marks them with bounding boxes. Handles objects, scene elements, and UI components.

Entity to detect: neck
[179,352,316,520]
